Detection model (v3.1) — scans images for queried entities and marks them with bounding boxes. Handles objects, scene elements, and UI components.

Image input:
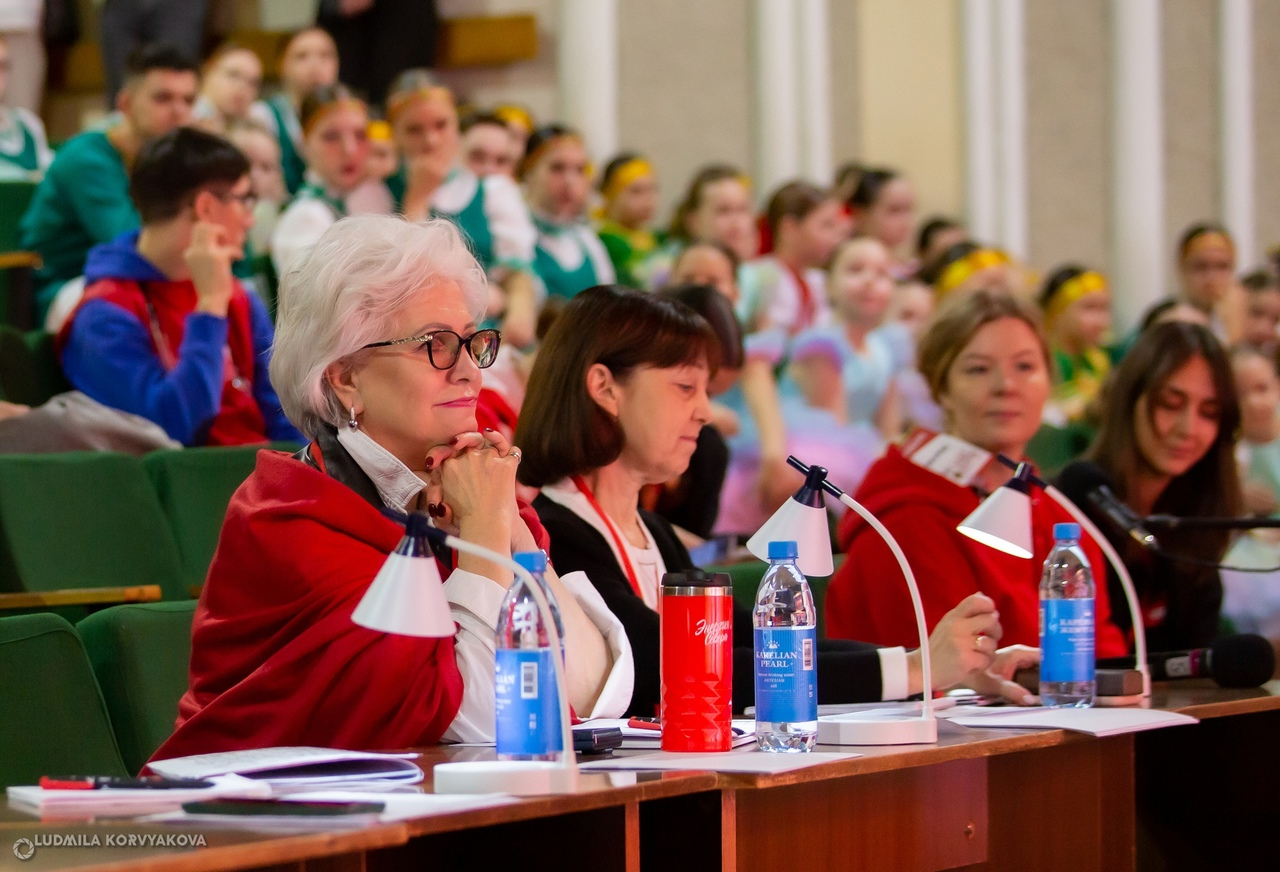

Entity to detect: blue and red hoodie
[58,231,301,447]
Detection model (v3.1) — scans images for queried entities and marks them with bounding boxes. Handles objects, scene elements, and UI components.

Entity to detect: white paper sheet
[148,747,423,785]
[580,748,861,773]
[947,706,1199,736]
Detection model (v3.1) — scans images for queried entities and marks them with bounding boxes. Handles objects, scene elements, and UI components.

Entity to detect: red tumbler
[660,570,734,752]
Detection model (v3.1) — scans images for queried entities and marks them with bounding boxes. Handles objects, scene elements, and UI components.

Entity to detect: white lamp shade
[957,485,1034,559]
[746,498,834,577]
[352,551,457,637]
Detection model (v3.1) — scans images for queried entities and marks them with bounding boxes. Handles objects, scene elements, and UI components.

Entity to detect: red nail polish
[424,457,434,470]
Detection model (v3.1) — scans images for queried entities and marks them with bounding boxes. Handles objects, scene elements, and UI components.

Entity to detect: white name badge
[900,428,994,488]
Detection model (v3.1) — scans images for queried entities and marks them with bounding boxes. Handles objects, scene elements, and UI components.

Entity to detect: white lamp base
[433,761,580,795]
[817,713,938,745]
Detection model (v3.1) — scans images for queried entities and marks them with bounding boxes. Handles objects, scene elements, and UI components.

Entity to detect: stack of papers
[7,774,271,816]
[148,747,425,786]
[944,706,1199,736]
[146,791,517,831]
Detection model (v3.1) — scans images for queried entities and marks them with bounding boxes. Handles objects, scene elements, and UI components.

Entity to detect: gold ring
[974,635,986,652]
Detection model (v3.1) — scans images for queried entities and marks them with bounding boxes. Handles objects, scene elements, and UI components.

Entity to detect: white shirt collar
[336,426,426,513]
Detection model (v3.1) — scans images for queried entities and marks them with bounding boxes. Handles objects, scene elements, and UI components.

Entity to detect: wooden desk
[0,752,717,872]
[3,684,1276,872]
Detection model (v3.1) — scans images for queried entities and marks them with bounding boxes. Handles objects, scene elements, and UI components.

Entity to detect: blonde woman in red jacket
[825,290,1129,658]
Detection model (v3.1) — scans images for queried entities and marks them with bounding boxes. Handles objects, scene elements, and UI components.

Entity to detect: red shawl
[150,449,467,761]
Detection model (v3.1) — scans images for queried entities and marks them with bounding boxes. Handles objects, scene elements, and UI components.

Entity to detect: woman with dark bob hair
[516,284,1040,716]
[1056,321,1242,650]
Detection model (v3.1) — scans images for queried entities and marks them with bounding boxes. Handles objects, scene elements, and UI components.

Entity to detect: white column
[1110,0,1165,331]
[1221,0,1256,270]
[962,0,998,243]
[752,0,801,196]
[556,0,618,160]
[797,0,833,184]
[994,0,1027,261]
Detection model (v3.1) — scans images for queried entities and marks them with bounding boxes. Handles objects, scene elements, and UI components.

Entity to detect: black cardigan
[534,494,886,716]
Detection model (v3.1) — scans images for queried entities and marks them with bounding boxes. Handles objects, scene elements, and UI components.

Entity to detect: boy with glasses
[58,126,301,446]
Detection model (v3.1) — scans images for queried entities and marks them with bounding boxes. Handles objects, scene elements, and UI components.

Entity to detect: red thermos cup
[660,570,734,752]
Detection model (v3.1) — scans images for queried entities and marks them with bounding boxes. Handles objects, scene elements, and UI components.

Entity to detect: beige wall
[436,0,561,124]
[616,0,754,219]
[1255,0,1280,262]
[1162,0,1221,275]
[828,0,861,182]
[855,0,964,223]
[1024,0,1111,278]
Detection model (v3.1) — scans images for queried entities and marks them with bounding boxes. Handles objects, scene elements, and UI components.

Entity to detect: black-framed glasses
[214,189,259,210]
[362,328,502,370]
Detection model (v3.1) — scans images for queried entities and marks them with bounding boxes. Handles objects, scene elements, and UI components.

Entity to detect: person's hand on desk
[903,593,1037,705]
[964,644,1039,705]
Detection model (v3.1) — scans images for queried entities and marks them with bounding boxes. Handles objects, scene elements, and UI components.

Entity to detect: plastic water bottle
[753,540,818,752]
[494,551,563,760]
[1039,522,1096,708]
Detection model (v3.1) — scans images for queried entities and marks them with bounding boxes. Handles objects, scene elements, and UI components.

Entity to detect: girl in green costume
[1039,265,1115,426]
[387,70,538,347]
[253,28,338,196]
[594,153,661,287]
[271,85,372,277]
[522,124,615,302]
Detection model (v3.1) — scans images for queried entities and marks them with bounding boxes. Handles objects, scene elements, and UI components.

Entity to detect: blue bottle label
[753,626,817,723]
[1040,599,1096,683]
[495,649,562,755]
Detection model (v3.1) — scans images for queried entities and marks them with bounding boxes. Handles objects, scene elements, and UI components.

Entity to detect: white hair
[270,215,488,437]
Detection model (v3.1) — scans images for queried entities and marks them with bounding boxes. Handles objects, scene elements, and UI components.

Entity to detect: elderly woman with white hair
[152,216,632,761]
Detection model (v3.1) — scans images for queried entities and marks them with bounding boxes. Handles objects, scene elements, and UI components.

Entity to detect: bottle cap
[767,540,799,560]
[1053,522,1080,541]
[513,550,547,574]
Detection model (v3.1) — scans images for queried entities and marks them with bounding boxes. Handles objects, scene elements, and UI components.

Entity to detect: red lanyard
[570,475,645,599]
[782,262,816,334]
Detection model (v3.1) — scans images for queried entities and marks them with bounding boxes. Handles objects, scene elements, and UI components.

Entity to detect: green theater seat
[0,452,186,601]
[0,612,127,788]
[77,601,197,775]
[142,445,282,591]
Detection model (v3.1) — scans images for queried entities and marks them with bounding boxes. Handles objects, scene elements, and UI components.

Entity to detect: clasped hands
[416,428,535,555]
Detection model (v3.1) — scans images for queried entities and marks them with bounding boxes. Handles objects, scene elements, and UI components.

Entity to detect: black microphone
[1100,634,1276,688]
[1056,461,1159,550]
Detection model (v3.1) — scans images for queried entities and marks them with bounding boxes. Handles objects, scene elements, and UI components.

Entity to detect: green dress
[264,94,306,196]
[596,220,661,288]
[532,215,616,300]
[0,108,45,176]
[18,129,137,323]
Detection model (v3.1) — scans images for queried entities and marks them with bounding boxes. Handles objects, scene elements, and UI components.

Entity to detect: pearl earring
[348,406,358,429]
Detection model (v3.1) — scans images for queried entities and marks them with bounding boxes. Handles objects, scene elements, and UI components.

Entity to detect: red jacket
[825,446,1128,658]
[150,447,467,761]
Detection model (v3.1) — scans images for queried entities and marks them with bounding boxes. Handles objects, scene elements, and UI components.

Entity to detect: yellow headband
[936,248,1011,298]
[1044,270,1108,330]
[493,104,534,135]
[366,119,393,142]
[385,86,455,125]
[301,98,367,138]
[601,158,654,204]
